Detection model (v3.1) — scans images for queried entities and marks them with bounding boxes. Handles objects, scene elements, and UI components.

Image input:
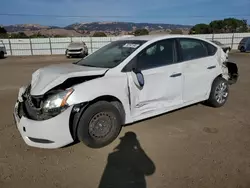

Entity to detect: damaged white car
[13,35,239,149]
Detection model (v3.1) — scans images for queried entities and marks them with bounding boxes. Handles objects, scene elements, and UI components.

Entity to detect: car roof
[119,34,210,42]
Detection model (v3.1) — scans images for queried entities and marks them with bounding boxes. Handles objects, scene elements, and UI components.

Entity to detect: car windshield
[76,40,146,68]
[240,37,249,43]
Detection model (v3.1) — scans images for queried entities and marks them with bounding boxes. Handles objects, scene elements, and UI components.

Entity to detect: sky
[1,0,250,26]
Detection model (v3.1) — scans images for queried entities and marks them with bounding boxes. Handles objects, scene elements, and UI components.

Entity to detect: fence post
[90,37,93,54]
[8,39,12,56]
[212,33,215,41]
[231,33,234,50]
[29,38,33,56]
[71,37,73,42]
[49,38,52,55]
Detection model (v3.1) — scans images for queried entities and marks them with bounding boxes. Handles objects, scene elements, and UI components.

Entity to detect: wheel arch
[69,95,126,141]
[206,73,224,99]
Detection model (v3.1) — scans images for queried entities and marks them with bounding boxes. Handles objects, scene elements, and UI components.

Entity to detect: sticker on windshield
[123,43,140,48]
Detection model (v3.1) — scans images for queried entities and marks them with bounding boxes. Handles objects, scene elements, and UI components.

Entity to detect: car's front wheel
[240,46,245,52]
[206,77,229,108]
[0,51,4,59]
[77,101,122,148]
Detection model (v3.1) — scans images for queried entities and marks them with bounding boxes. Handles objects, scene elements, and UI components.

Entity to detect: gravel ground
[0,53,250,188]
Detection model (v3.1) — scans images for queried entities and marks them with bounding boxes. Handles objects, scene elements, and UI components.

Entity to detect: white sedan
[13,35,239,149]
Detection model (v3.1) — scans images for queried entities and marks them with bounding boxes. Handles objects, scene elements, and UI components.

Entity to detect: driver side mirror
[132,68,145,88]
[122,56,145,88]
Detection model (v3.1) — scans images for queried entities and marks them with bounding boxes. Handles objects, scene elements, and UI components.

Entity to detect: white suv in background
[13,35,238,149]
[65,41,88,58]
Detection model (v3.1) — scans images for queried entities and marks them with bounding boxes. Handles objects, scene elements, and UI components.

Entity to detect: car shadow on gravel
[98,132,156,188]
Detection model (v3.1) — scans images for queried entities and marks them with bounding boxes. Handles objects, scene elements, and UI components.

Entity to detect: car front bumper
[66,50,84,55]
[13,88,74,149]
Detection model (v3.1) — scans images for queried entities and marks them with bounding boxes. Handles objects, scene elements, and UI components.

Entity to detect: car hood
[30,63,109,96]
[67,43,83,50]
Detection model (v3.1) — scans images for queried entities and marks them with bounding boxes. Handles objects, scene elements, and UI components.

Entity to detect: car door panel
[182,56,218,102]
[178,38,219,103]
[128,63,183,118]
[125,39,184,119]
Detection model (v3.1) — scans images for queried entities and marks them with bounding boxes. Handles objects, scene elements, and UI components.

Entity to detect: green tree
[0,26,7,38]
[53,35,63,38]
[10,32,28,38]
[209,20,225,33]
[30,32,47,38]
[134,29,149,36]
[170,29,183,34]
[189,23,211,34]
[190,18,249,34]
[92,32,107,37]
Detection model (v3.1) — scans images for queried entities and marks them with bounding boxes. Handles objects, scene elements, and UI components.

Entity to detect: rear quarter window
[203,41,218,56]
[179,38,208,61]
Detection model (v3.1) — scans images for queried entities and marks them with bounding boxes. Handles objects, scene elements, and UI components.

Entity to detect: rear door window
[179,38,208,61]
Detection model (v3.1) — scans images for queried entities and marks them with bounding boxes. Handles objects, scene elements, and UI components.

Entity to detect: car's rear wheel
[80,52,85,58]
[206,77,229,108]
[77,101,122,148]
[65,50,71,58]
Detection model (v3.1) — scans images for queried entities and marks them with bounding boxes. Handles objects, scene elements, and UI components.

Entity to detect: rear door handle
[170,73,182,77]
[207,65,216,69]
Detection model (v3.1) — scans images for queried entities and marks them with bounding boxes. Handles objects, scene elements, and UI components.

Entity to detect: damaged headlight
[43,88,74,111]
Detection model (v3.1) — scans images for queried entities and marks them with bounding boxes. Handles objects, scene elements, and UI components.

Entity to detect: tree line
[189,18,249,34]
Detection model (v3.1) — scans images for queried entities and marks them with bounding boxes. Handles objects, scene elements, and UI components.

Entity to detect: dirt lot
[0,53,250,188]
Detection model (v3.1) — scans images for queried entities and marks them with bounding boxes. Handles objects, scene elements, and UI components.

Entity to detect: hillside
[65,22,192,31]
[4,24,60,32]
[3,22,192,37]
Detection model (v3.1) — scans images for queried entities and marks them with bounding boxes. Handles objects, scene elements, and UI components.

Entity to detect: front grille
[68,49,82,52]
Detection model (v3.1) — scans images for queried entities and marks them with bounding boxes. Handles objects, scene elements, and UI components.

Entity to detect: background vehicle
[238,37,250,52]
[13,35,238,149]
[211,40,231,53]
[65,41,88,58]
[0,40,7,58]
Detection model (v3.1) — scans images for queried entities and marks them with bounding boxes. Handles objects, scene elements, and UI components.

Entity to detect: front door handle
[207,65,216,69]
[170,73,182,77]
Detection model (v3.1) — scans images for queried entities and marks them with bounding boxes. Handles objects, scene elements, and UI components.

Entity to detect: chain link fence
[1,33,250,56]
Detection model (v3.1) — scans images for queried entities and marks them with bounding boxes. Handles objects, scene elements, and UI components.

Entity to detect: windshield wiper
[81,64,100,68]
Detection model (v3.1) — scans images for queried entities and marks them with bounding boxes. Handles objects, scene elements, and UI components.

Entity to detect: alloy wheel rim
[215,82,228,104]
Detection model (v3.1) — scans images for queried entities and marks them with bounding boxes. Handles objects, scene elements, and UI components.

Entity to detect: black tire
[77,101,122,148]
[206,77,229,108]
[240,46,245,52]
[80,52,85,58]
[0,51,4,59]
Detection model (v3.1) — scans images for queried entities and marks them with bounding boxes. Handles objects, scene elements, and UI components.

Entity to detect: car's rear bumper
[13,88,74,149]
[224,61,239,85]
